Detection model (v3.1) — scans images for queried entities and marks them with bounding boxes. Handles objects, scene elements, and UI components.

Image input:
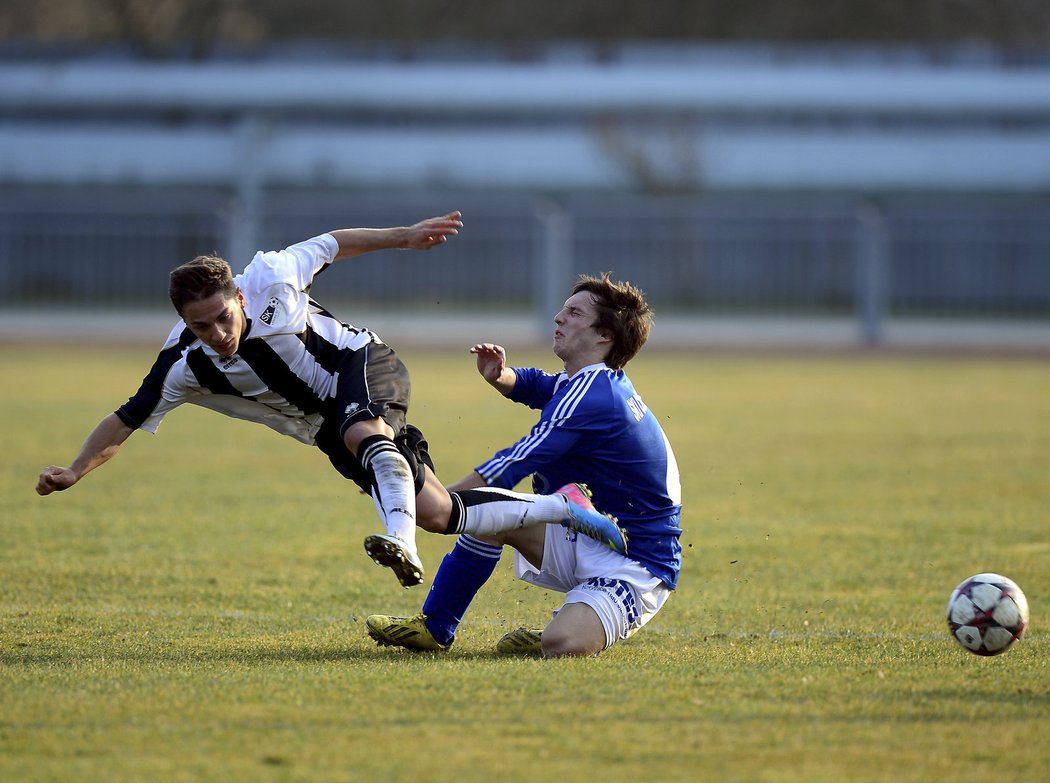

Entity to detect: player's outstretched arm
[470,343,516,395]
[36,413,134,495]
[329,211,463,260]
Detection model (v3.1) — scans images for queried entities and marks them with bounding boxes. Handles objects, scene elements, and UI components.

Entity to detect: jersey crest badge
[259,296,287,329]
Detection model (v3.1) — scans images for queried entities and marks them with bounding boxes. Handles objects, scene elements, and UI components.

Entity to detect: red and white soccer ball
[946,573,1029,656]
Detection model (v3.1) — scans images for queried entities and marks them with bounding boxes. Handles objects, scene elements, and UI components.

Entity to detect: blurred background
[1,0,1048,350]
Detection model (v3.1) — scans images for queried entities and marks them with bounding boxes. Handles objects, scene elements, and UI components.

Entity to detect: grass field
[2,343,1048,782]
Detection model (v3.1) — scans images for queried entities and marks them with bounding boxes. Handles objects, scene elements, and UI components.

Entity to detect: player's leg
[423,523,546,645]
[499,536,671,658]
[409,456,626,555]
[391,412,624,554]
[409,464,454,533]
[367,523,545,651]
[442,483,627,554]
[334,344,423,587]
[345,417,416,543]
[348,418,426,588]
[367,533,503,650]
[380,429,610,548]
[537,602,606,657]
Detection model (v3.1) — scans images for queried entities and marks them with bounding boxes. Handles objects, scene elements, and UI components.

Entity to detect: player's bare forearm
[330,211,463,259]
[36,413,133,495]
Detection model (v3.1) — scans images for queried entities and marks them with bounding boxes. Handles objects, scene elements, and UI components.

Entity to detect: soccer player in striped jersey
[367,273,683,656]
[35,212,626,589]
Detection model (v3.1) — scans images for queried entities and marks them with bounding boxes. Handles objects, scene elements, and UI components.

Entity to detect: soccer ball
[946,573,1029,656]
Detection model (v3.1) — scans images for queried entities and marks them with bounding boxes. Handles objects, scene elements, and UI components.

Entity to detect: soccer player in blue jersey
[367,273,683,657]
[35,212,625,590]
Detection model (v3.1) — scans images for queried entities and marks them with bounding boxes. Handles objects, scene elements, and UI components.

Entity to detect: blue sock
[422,535,502,646]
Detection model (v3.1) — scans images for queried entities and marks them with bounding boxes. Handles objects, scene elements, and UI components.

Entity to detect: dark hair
[572,272,653,369]
[168,255,237,314]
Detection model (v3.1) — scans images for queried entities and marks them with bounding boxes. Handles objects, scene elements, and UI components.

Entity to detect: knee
[342,417,392,456]
[415,508,447,533]
[540,604,608,658]
[415,492,453,533]
[540,627,605,658]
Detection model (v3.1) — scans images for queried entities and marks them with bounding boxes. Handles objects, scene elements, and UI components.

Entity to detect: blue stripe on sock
[423,535,502,646]
[455,535,504,559]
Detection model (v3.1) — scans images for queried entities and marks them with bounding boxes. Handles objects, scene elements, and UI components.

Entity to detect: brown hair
[168,255,238,314]
[572,272,653,370]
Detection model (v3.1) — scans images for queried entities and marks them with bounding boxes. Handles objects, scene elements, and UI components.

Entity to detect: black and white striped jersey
[116,234,379,445]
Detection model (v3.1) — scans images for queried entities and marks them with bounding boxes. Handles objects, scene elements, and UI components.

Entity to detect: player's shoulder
[238,234,337,289]
[573,366,652,420]
[161,321,199,352]
[558,365,622,410]
[244,283,303,332]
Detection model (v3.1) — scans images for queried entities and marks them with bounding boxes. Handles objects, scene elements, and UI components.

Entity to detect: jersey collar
[566,361,609,378]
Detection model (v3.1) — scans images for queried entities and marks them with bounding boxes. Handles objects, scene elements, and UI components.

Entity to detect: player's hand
[36,466,77,495]
[403,211,463,250]
[470,343,507,384]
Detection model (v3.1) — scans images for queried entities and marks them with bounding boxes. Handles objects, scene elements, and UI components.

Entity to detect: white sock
[452,488,568,536]
[363,445,418,552]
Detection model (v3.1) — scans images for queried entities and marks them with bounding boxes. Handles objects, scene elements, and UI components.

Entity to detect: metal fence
[3,47,1049,349]
[1,189,1048,339]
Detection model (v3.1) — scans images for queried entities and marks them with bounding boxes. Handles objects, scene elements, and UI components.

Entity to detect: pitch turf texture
[2,344,1047,782]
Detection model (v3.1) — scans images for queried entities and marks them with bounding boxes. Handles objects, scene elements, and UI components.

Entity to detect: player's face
[182,290,247,358]
[553,291,607,364]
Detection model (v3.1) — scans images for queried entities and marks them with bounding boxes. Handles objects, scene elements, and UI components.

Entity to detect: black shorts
[334,341,411,436]
[315,342,436,493]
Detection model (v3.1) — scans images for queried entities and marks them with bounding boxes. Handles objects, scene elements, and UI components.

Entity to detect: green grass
[2,344,1048,782]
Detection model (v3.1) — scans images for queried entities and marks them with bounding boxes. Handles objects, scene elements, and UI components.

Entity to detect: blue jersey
[475,363,683,589]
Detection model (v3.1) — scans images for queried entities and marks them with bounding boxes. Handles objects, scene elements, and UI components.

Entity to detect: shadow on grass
[0,641,538,667]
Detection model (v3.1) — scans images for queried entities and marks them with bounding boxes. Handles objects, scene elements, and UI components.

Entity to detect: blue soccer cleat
[555,483,628,556]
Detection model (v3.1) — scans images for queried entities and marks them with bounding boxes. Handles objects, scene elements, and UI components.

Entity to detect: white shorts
[514,527,671,651]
